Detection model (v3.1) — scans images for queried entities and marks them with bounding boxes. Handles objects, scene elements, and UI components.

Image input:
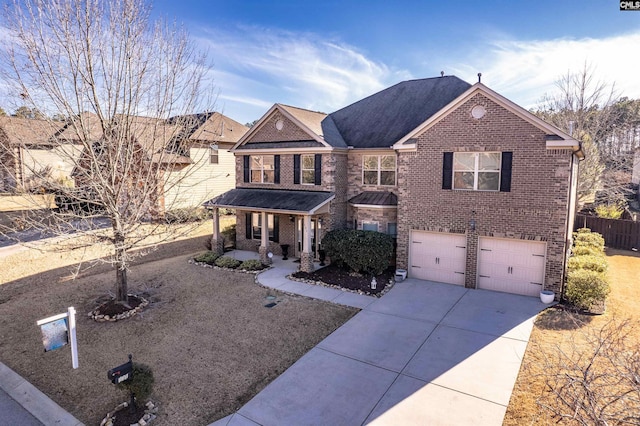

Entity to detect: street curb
[0,362,84,426]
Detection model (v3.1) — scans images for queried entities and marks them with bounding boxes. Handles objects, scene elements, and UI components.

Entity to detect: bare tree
[535,64,640,209]
[0,0,214,305]
[537,318,640,425]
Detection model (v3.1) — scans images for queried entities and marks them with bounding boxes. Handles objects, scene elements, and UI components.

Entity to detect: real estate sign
[36,307,78,369]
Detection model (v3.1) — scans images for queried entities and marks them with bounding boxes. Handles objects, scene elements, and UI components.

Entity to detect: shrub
[116,363,154,402]
[572,245,604,257]
[567,254,608,274]
[215,256,241,269]
[322,229,394,275]
[595,203,624,219]
[194,251,219,265]
[572,228,605,251]
[239,259,265,271]
[565,269,610,311]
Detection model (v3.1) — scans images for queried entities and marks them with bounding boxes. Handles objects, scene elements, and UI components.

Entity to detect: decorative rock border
[286,274,395,298]
[189,258,272,275]
[100,400,158,426]
[89,295,150,322]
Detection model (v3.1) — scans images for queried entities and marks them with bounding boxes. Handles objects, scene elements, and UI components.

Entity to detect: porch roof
[349,191,398,206]
[204,188,335,214]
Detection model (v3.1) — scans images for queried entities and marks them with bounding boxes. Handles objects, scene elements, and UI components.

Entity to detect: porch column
[211,207,224,255]
[300,214,314,272]
[259,211,271,264]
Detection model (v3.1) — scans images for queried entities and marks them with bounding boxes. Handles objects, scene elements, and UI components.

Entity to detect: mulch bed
[292,264,395,296]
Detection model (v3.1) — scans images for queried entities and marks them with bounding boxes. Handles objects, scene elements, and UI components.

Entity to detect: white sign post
[36,307,79,369]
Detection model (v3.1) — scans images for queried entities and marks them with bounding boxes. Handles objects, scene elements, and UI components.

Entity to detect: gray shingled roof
[325,76,471,148]
[205,188,335,213]
[349,191,398,206]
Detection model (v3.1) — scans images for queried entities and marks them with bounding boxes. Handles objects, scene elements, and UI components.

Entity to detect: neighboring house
[163,112,248,210]
[0,111,246,213]
[207,75,583,298]
[0,116,79,192]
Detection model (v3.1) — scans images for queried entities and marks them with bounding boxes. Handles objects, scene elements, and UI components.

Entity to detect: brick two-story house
[207,76,583,297]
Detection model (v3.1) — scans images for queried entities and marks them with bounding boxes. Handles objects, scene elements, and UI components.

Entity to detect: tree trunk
[114,231,128,303]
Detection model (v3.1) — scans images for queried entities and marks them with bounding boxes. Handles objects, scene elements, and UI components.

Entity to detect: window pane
[263,170,275,183]
[380,155,395,170]
[302,170,315,184]
[302,154,314,169]
[251,156,262,169]
[363,222,378,231]
[479,153,500,171]
[478,172,500,190]
[380,171,395,186]
[453,153,475,171]
[268,215,274,239]
[263,156,274,169]
[453,171,474,189]
[363,170,378,185]
[250,170,262,183]
[387,223,397,237]
[252,213,261,239]
[210,153,218,164]
[363,156,378,170]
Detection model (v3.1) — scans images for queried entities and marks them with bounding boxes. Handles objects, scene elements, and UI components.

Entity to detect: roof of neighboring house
[325,76,472,148]
[205,188,335,214]
[0,116,65,146]
[175,111,249,144]
[236,140,324,150]
[348,191,398,206]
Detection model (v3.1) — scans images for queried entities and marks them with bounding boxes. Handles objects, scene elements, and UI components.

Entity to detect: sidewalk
[0,362,83,426]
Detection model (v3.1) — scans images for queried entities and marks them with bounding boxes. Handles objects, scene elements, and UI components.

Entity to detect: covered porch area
[205,188,335,272]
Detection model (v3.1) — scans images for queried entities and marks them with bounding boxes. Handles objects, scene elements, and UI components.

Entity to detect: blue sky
[157,1,639,123]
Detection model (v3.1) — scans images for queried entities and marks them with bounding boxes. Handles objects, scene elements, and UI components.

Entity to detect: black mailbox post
[108,354,133,384]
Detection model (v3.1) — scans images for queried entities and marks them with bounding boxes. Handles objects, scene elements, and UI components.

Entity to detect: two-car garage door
[408,231,547,296]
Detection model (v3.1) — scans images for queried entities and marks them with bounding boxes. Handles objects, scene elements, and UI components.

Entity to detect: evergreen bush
[215,256,241,269]
[565,269,610,311]
[322,229,393,275]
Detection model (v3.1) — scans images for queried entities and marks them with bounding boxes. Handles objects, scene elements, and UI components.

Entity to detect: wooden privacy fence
[575,214,640,251]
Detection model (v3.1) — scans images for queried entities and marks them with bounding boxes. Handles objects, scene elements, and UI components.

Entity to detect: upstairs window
[363,155,396,186]
[209,144,218,164]
[301,154,315,184]
[453,152,501,191]
[251,155,275,183]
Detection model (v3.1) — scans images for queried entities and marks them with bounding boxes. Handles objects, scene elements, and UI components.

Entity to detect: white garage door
[409,231,466,286]
[477,237,546,296]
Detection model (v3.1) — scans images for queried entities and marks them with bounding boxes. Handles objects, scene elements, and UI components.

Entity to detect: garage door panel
[478,237,546,296]
[410,231,466,286]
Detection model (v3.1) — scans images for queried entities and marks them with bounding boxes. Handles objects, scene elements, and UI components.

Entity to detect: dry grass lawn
[504,248,640,425]
[0,225,356,425]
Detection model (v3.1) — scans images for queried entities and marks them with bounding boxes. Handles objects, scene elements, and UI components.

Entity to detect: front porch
[205,188,335,272]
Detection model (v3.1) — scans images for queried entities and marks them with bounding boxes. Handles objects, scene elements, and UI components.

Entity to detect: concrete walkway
[212,251,548,426]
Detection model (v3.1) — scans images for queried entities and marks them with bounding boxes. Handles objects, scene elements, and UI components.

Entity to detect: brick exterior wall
[396,93,572,294]
[350,206,398,233]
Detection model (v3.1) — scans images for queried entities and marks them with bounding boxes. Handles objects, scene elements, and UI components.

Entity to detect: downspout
[560,144,585,302]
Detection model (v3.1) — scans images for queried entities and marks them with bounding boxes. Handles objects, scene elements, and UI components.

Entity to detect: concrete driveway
[213,277,546,426]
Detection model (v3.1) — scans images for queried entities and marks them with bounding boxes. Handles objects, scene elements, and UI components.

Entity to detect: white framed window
[362,221,379,232]
[209,144,218,164]
[301,154,315,184]
[251,213,274,240]
[250,155,275,183]
[363,155,396,186]
[453,152,501,191]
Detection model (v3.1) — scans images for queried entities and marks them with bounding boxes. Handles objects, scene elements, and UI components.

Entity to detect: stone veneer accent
[300,252,315,273]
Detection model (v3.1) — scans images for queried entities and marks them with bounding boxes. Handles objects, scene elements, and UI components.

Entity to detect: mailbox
[108,355,133,384]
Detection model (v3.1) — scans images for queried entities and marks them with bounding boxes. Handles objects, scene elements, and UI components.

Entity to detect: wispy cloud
[195,25,408,122]
[451,31,640,109]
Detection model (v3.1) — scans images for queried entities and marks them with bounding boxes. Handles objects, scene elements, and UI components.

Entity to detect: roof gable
[232,104,330,151]
[393,83,582,155]
[326,76,471,148]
